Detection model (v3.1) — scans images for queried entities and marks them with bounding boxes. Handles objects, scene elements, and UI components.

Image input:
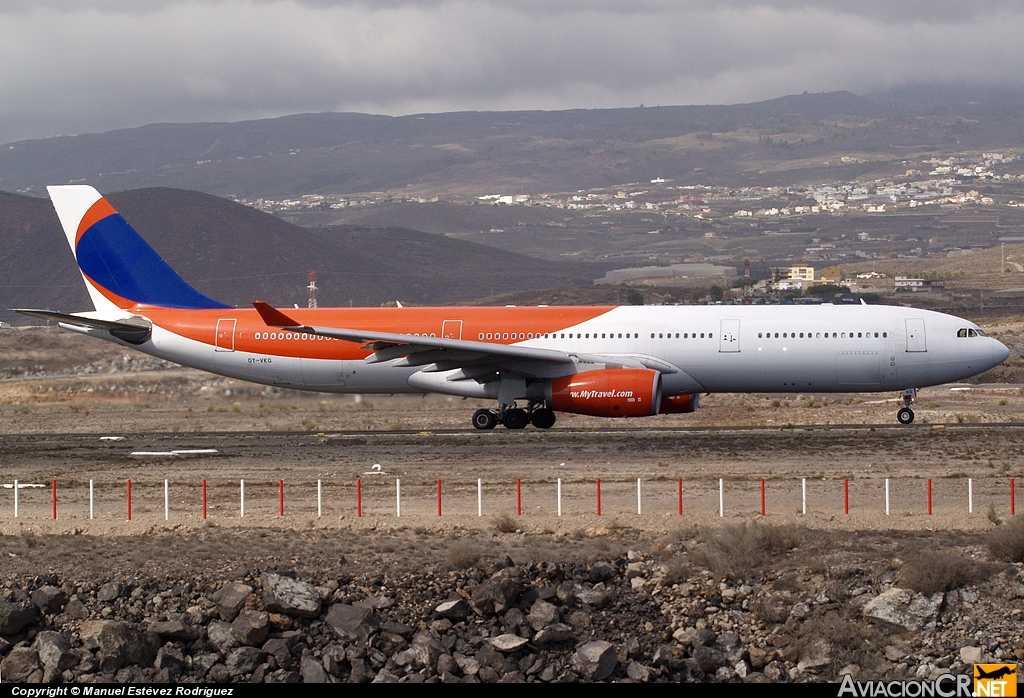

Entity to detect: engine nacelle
[660,393,700,414]
[548,368,661,418]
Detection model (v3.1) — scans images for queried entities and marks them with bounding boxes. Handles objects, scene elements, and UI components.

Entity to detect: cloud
[1,0,1023,143]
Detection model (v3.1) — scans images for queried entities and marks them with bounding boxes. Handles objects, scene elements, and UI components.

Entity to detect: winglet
[253,301,303,328]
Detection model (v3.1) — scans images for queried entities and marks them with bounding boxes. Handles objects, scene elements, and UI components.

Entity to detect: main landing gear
[472,403,556,430]
[897,388,917,425]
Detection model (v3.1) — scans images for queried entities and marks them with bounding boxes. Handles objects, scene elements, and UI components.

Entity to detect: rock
[454,652,480,676]
[81,620,159,672]
[0,602,37,634]
[692,645,728,674]
[64,598,88,619]
[155,646,185,678]
[490,634,529,653]
[225,646,265,676]
[34,631,76,674]
[575,588,610,607]
[695,628,718,647]
[470,569,523,617]
[148,619,199,642]
[1,648,42,682]
[410,630,447,668]
[863,588,944,631]
[435,599,471,621]
[210,582,253,622]
[527,599,559,630]
[797,638,832,674]
[261,573,321,619]
[533,623,574,646]
[325,603,379,644]
[206,620,239,656]
[748,647,768,670]
[300,655,328,683]
[261,638,293,670]
[97,582,123,602]
[626,661,655,681]
[31,586,67,614]
[231,610,270,646]
[588,562,617,583]
[960,646,987,664]
[572,640,617,681]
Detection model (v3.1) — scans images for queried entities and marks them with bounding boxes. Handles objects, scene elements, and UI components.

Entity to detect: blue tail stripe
[76,213,231,310]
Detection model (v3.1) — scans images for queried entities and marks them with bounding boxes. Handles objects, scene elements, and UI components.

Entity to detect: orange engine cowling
[548,368,661,418]
[659,393,700,414]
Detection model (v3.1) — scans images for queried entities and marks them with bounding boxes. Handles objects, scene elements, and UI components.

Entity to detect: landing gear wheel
[502,408,529,430]
[530,408,556,429]
[897,407,915,425]
[472,409,497,430]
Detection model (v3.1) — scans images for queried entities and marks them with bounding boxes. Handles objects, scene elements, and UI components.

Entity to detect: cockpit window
[968,329,978,338]
[976,328,988,337]
[957,328,968,338]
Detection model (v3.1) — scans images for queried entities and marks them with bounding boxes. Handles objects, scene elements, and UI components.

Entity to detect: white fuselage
[73,304,1009,398]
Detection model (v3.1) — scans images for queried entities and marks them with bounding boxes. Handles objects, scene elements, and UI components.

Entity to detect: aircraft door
[905,318,927,352]
[215,319,236,352]
[719,319,740,352]
[442,320,463,340]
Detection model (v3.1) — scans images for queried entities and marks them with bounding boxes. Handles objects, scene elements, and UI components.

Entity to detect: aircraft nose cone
[994,339,1011,365]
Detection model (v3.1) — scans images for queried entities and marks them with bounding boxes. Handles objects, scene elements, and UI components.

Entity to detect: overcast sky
[1,0,1022,144]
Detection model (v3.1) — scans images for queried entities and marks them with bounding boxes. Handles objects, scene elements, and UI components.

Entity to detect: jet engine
[547,368,661,418]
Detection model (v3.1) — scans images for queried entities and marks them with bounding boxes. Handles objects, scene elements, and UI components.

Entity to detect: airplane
[11,185,1011,430]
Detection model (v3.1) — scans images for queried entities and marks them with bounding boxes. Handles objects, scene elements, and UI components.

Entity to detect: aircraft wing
[253,302,676,381]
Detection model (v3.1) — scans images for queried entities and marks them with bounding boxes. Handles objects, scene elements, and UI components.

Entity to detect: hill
[0,188,605,324]
[9,88,1022,199]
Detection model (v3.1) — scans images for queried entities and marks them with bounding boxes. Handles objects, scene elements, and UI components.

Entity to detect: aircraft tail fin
[48,185,230,311]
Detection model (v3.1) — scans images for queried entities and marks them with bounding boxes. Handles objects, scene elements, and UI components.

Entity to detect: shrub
[899,551,995,595]
[988,515,1024,562]
[492,513,518,534]
[690,522,805,579]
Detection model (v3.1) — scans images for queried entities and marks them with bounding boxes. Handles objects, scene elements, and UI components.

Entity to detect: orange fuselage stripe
[140,305,614,359]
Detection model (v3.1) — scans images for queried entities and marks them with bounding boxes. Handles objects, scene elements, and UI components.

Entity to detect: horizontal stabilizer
[10,309,152,345]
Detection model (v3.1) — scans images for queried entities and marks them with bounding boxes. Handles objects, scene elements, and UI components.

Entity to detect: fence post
[201,479,206,520]
[164,479,169,521]
[596,478,602,516]
[678,478,683,515]
[844,478,849,515]
[557,478,562,517]
[760,478,765,517]
[127,479,132,521]
[52,480,57,520]
[356,479,361,517]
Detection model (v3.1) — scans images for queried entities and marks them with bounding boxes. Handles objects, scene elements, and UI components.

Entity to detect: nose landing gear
[897,388,917,424]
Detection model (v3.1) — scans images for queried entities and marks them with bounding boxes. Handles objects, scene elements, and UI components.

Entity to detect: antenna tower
[307,271,318,308]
